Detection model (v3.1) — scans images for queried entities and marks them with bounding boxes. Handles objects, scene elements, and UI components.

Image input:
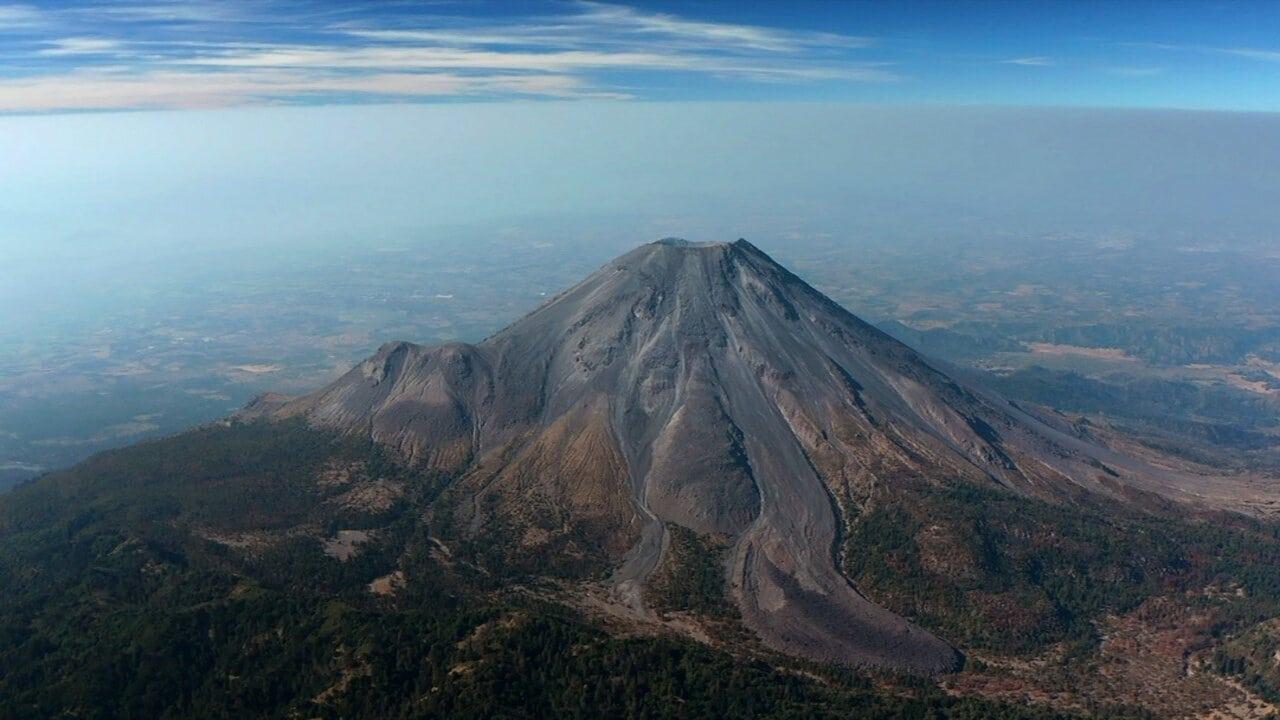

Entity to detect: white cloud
[0,68,626,112]
[343,2,872,54]
[38,37,122,56]
[81,1,259,25]
[1222,47,1280,63]
[164,43,898,82]
[0,3,42,30]
[1127,41,1280,64]
[0,1,894,113]
[1108,66,1163,77]
[342,28,576,48]
[178,46,706,72]
[574,2,871,53]
[1003,56,1054,67]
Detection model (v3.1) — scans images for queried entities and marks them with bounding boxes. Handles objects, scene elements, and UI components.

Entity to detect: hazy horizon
[4,101,1278,359]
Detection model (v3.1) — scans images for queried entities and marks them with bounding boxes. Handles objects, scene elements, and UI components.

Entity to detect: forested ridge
[0,420,1272,717]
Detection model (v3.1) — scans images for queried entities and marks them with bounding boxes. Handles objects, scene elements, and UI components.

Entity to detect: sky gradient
[1,0,1279,113]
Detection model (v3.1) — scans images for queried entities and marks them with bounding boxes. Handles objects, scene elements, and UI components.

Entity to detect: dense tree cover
[1037,322,1280,366]
[644,524,736,619]
[0,420,1137,719]
[876,320,1024,363]
[0,419,1263,718]
[986,366,1278,433]
[882,317,1280,367]
[0,571,1116,720]
[989,368,1280,472]
[882,322,1280,472]
[844,481,1280,656]
[1212,643,1280,706]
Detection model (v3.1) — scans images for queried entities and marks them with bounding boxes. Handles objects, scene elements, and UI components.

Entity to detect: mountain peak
[644,237,765,258]
[616,237,733,267]
[650,236,753,248]
[256,239,1229,674]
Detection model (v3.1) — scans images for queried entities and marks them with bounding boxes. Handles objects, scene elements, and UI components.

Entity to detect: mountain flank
[244,238,1276,674]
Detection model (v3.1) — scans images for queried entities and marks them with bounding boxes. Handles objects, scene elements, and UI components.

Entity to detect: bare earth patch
[323,530,370,561]
[229,364,283,374]
[1027,342,1138,361]
[1225,372,1279,396]
[368,570,404,596]
[314,460,405,512]
[1246,355,1280,382]
[327,479,405,513]
[312,644,372,706]
[195,527,286,551]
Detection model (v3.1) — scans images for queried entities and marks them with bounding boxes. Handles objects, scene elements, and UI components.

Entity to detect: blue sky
[1,0,1278,113]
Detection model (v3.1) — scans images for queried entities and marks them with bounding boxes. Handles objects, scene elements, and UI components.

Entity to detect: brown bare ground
[368,570,404,596]
[323,529,370,561]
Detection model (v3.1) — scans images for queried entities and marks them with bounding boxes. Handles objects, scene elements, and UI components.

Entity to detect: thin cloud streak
[0,68,627,112]
[341,3,872,54]
[77,1,279,25]
[0,3,42,30]
[574,2,872,53]
[1126,40,1280,64]
[171,44,899,81]
[1223,47,1280,63]
[1108,66,1163,77]
[1003,56,1054,66]
[37,37,123,56]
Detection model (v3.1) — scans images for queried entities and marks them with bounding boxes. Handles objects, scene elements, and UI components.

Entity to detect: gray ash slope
[248,238,1249,674]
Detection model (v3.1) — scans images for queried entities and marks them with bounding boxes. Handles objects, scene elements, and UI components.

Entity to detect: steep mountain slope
[245,238,1272,674]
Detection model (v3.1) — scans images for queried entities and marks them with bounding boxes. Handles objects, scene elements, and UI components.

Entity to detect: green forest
[0,420,1269,718]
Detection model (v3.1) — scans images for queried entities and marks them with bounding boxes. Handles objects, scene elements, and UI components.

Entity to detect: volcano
[246,238,1249,674]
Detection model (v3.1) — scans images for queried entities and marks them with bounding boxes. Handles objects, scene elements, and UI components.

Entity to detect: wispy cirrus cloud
[0,68,620,112]
[1002,56,1054,67]
[0,3,42,30]
[572,1,871,53]
[341,1,871,54]
[1108,66,1163,77]
[1221,47,1280,63]
[37,37,123,56]
[1125,41,1280,64]
[0,1,895,113]
[168,45,896,83]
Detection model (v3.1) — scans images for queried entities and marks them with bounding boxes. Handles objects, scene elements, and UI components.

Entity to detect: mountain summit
[249,239,1244,673]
